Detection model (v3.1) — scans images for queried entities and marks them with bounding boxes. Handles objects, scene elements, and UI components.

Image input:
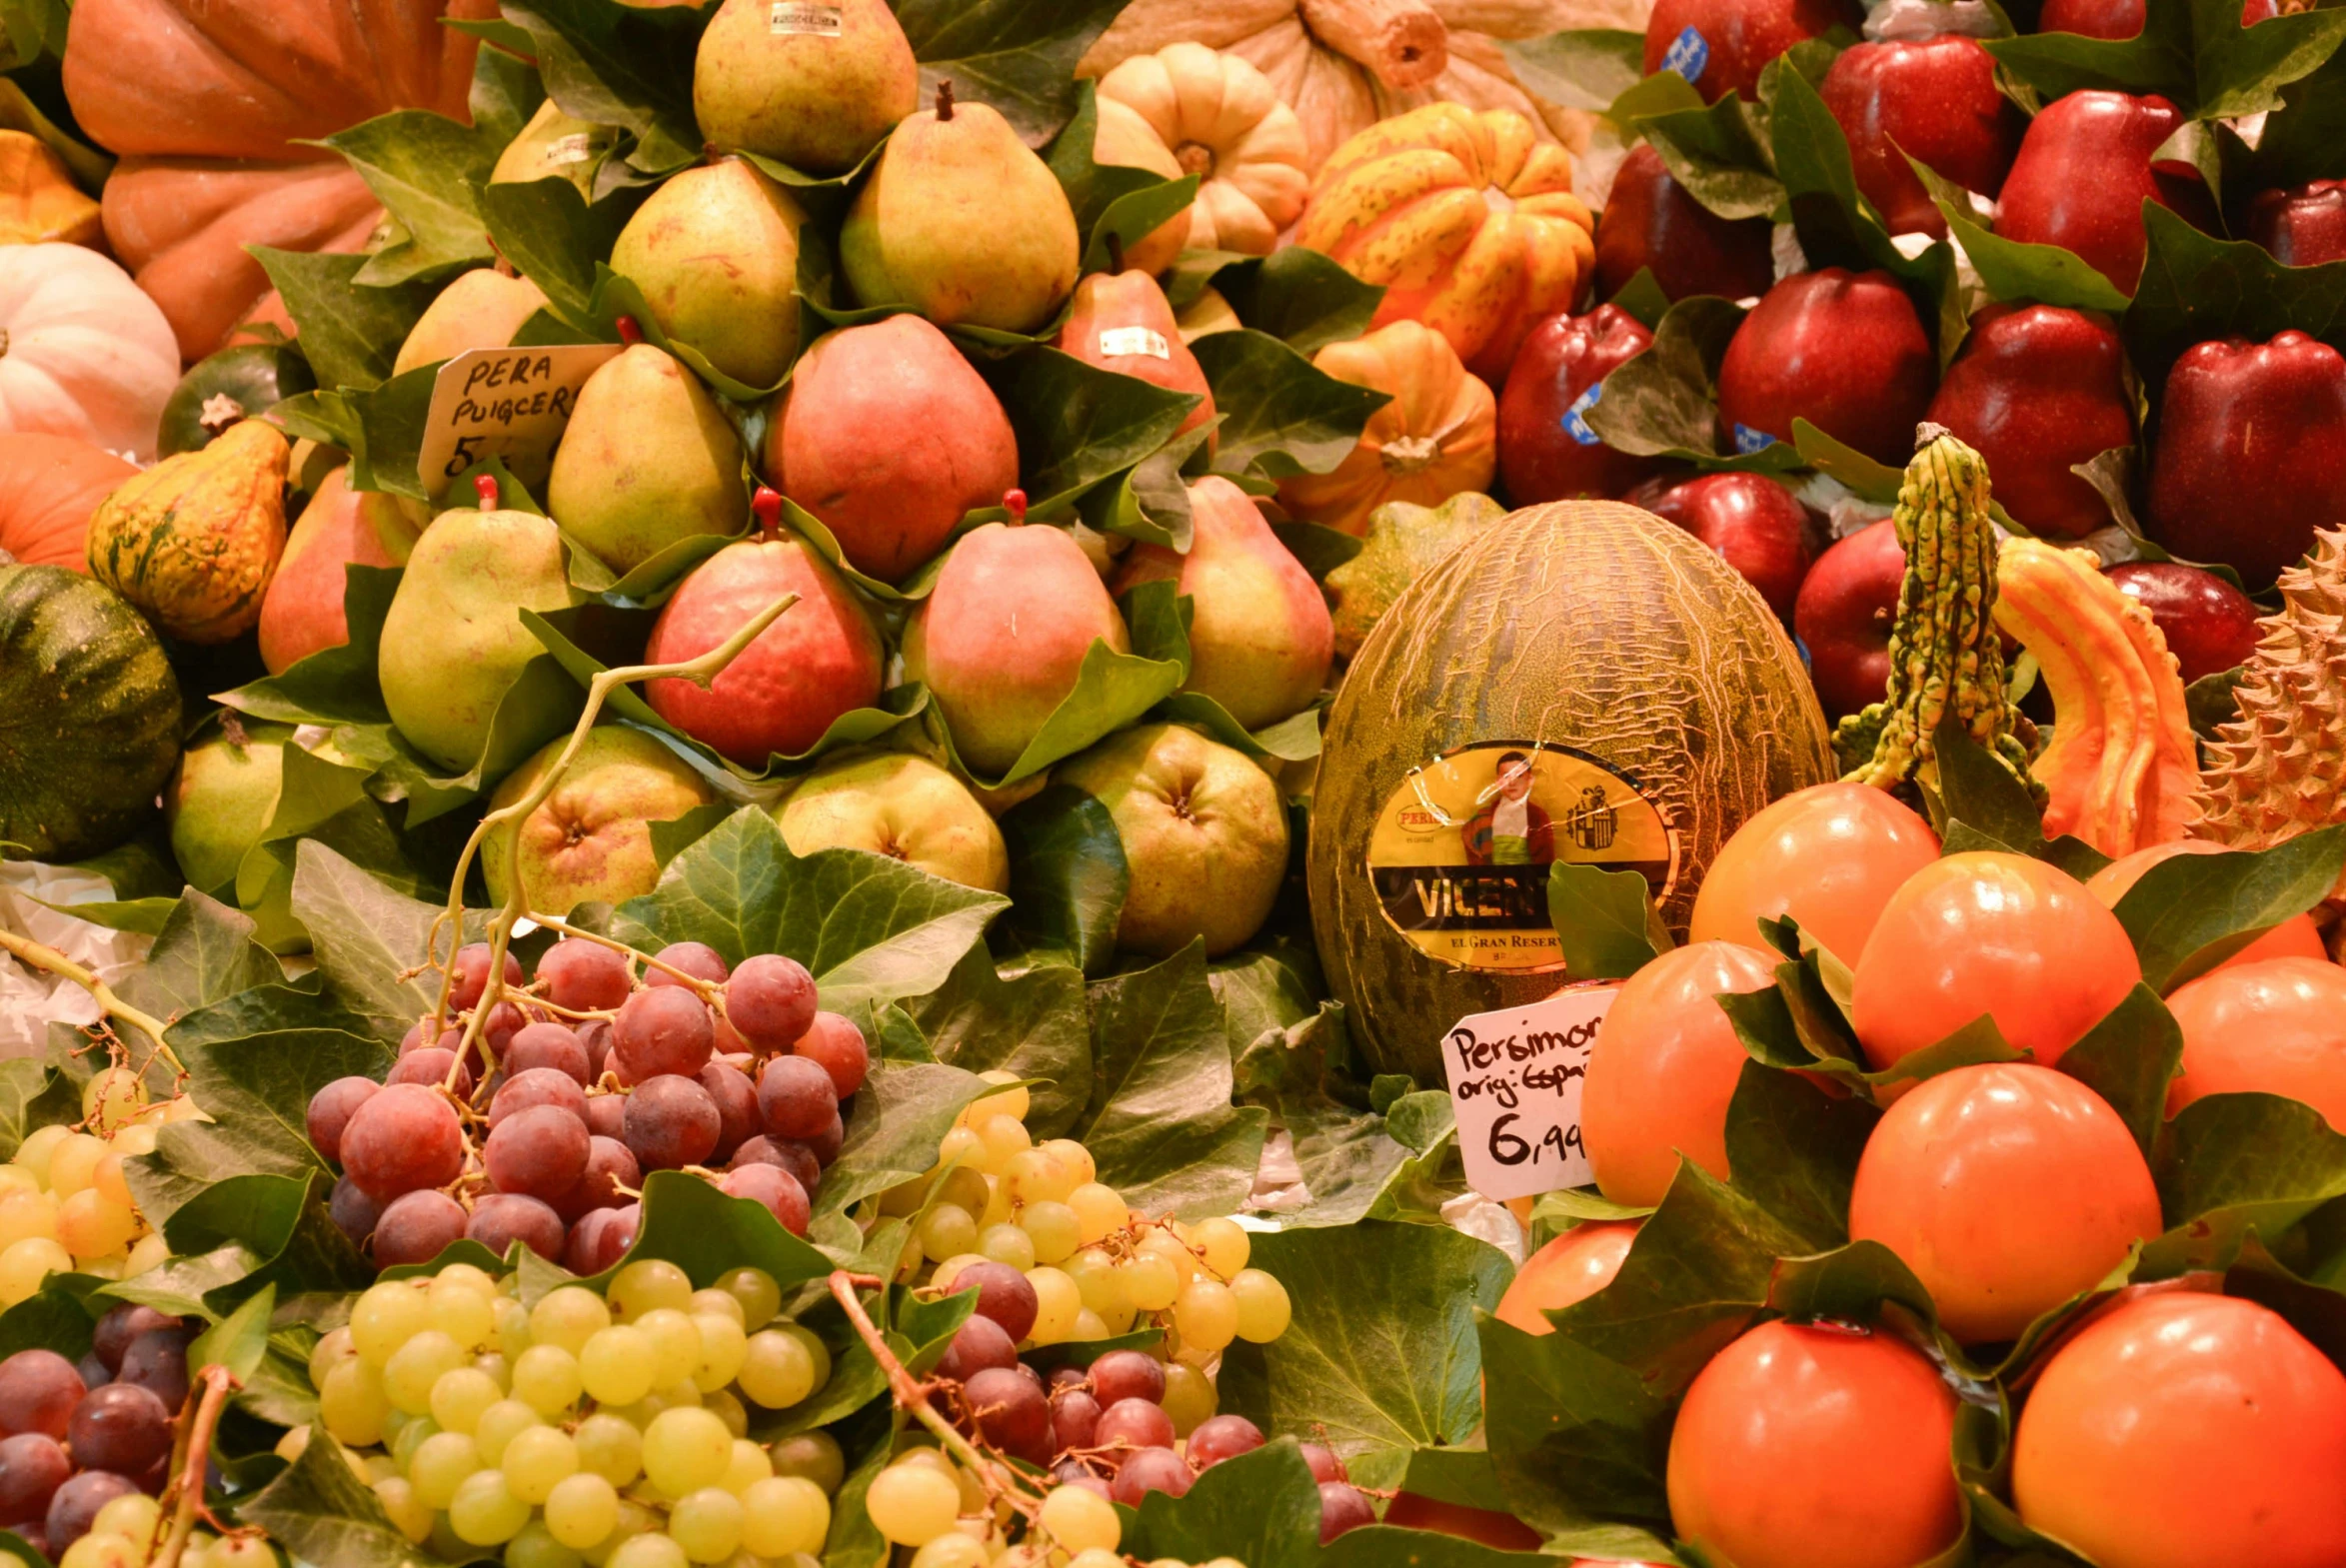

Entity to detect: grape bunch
[0,1073,203,1308]
[308,936,870,1273]
[0,1303,203,1565]
[307,1257,845,1566]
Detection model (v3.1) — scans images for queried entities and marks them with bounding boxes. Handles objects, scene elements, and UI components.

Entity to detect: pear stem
[474,474,500,509]
[936,79,955,121]
[616,316,644,348]
[753,486,784,542]
[1003,488,1028,526]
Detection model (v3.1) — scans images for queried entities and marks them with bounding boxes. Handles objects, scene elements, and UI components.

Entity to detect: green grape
[705,1387,750,1439]
[1138,1229,1198,1281]
[1026,1267,1082,1345]
[1191,1217,1250,1279]
[575,1411,644,1485]
[865,1461,962,1546]
[449,1468,532,1546]
[90,1492,160,1544]
[963,1073,1029,1123]
[936,1125,987,1175]
[974,1113,1030,1169]
[609,1258,693,1321]
[1172,1278,1238,1351]
[668,1487,745,1563]
[391,1414,440,1468]
[605,1535,690,1568]
[930,1254,985,1293]
[742,1475,832,1558]
[429,1513,471,1564]
[307,1325,356,1394]
[1117,1251,1178,1312]
[430,1365,503,1434]
[513,1343,585,1416]
[722,1437,773,1494]
[436,1261,498,1296]
[544,1470,621,1550]
[474,1397,544,1465]
[1040,1482,1121,1553]
[320,1356,392,1447]
[688,1288,745,1327]
[531,1287,612,1356]
[496,1298,534,1358]
[691,1312,748,1393]
[1072,1308,1110,1341]
[1161,1362,1215,1436]
[408,1431,484,1510]
[0,1233,64,1305]
[1003,1148,1080,1208]
[910,1534,991,1568]
[383,1329,468,1415]
[736,1328,817,1409]
[719,1267,781,1329]
[642,1379,706,1421]
[58,1529,137,1568]
[976,1222,1037,1271]
[351,1281,431,1364]
[636,1307,703,1388]
[769,1430,846,1495]
[1067,1183,1127,1246]
[1230,1268,1290,1342]
[918,1203,978,1262]
[430,1274,498,1349]
[581,1500,661,1568]
[504,1519,586,1568]
[474,1350,512,1391]
[373,1474,435,1544]
[273,1426,312,1464]
[47,1132,104,1197]
[503,1422,582,1504]
[1018,1202,1081,1265]
[1070,1548,1127,1568]
[12,1123,68,1182]
[579,1324,659,1407]
[1039,1138,1097,1186]
[644,1405,734,1496]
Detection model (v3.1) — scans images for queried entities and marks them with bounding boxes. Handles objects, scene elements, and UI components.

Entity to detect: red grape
[387,1046,473,1099]
[484,1106,591,1201]
[794,1012,870,1099]
[1088,1350,1166,1408]
[340,1084,465,1200]
[0,1353,82,1441]
[483,1000,528,1055]
[45,1470,135,1553]
[116,1329,192,1414]
[1094,1398,1174,1456]
[565,1203,638,1274]
[305,1076,379,1164]
[91,1308,175,1377]
[373,1190,467,1268]
[726,1136,822,1197]
[806,1109,845,1167]
[1111,1447,1191,1504]
[552,1136,640,1223]
[648,942,730,986]
[579,1020,614,1081]
[1318,1482,1373,1543]
[1052,1462,1112,1500]
[1050,1388,1101,1452]
[330,1177,383,1245]
[451,943,522,1009]
[507,1022,591,1085]
[724,954,817,1051]
[614,986,715,1083]
[623,1074,722,1171]
[469,1194,566,1261]
[936,1316,1018,1383]
[1186,1414,1263,1470]
[963,1366,1051,1459]
[584,1094,627,1142]
[719,1164,811,1236]
[536,939,631,1010]
[0,1433,68,1525]
[1299,1442,1346,1484]
[67,1384,172,1474]
[699,1062,760,1161]
[490,1067,590,1128]
[756,1056,837,1141]
[952,1262,1038,1342]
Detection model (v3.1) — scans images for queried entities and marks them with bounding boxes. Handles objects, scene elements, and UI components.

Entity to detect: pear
[393,270,550,378]
[490,100,617,197]
[1177,286,1240,344]
[1054,270,1217,452]
[257,466,423,675]
[903,521,1130,777]
[483,726,717,915]
[1114,477,1332,730]
[546,344,750,572]
[775,751,1011,892]
[693,0,918,176]
[167,716,294,897]
[612,158,808,389]
[380,504,583,772]
[841,83,1081,333]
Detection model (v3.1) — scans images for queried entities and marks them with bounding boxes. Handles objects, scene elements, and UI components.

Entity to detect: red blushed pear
[1053,265,1216,455]
[1715,268,1938,466]
[256,465,422,675]
[1593,144,1776,304]
[1994,91,2213,294]
[1639,472,1818,621]
[1820,38,2024,239]
[1496,305,1659,503]
[1793,517,1905,720]
[2147,332,2346,586]
[1641,0,1863,102]
[1922,304,2134,539]
[2041,0,2275,36]
[2248,181,2346,267]
[642,490,887,768]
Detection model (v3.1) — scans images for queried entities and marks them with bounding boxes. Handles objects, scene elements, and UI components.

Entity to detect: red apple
[1715,267,1938,466]
[2247,181,2346,267]
[1594,144,1777,304]
[1994,91,2213,293]
[1820,39,2024,238]
[2145,331,2346,587]
[1381,1494,1543,1551]
[1794,517,1905,719]
[1642,472,1819,620]
[1642,0,1863,101]
[1922,304,2133,539]
[1498,306,1660,503]
[2104,562,2263,683]
[2039,0,2273,36]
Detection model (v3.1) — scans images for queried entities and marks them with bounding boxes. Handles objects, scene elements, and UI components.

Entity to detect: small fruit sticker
[769,1,844,34]
[1659,25,1710,81]
[1364,741,1677,973]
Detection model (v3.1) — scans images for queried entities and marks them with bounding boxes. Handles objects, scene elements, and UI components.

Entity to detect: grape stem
[0,925,185,1076]
[151,1362,237,1568]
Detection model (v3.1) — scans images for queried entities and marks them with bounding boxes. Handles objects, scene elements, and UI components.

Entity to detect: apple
[1593,144,1777,304]
[1819,39,2024,239]
[1641,0,1862,101]
[482,727,718,916]
[2039,0,2273,36]
[1794,517,1905,719]
[1995,91,2214,293]
[1640,472,1820,620]
[2104,562,2263,683]
[1922,304,2134,539]
[1715,268,1938,466]
[1497,305,1659,503]
[2145,331,2346,586]
[774,751,1011,892]
[2247,181,2346,267]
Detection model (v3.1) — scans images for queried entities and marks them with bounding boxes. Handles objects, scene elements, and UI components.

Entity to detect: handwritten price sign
[1438,985,1614,1201]
[416,345,621,502]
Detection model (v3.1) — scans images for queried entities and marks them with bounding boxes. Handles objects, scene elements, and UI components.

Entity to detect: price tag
[1098,326,1172,360]
[769,1,843,34]
[543,134,597,168]
[1438,985,1615,1201]
[1560,381,1604,447]
[416,345,622,502]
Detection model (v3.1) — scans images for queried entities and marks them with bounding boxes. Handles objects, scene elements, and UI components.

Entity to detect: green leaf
[1194,329,1390,486]
[216,562,398,727]
[0,1283,98,1363]
[1721,1059,1878,1248]
[1767,66,1948,302]
[291,837,484,1041]
[2111,826,2346,991]
[993,784,1129,975]
[1635,90,1780,222]
[1208,249,1387,358]
[1547,862,1669,980]
[937,633,1187,791]
[1081,175,1201,276]
[1986,0,2346,118]
[1604,268,1673,330]
[1903,154,2133,313]
[243,1420,455,1568]
[189,1283,277,1381]
[248,250,437,393]
[2125,202,2346,393]
[2245,46,2346,190]
[991,347,1201,517]
[481,176,633,328]
[1476,1313,1677,1555]
[316,112,498,286]
[1497,30,1650,112]
[116,892,280,1030]
[815,1061,994,1217]
[897,0,1132,149]
[2157,1091,2346,1235]
[0,1060,69,1162]
[904,950,1093,1139]
[584,1169,835,1294]
[1270,520,1365,580]
[2055,984,2184,1156]
[1582,296,1803,472]
[1764,1237,1941,1326]
[2185,667,2246,740]
[1790,417,1901,504]
[502,0,706,175]
[1125,1441,1325,1568]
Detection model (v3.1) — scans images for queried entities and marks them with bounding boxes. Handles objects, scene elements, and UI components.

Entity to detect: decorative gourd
[1324,490,1506,657]
[59,0,498,361]
[0,243,181,463]
[1992,538,2195,858]
[0,434,138,571]
[1310,500,1834,1081]
[1093,99,1192,276]
[86,418,291,644]
[0,563,183,861]
[1096,45,1311,256]
[1277,321,1497,537]
[0,131,101,246]
[158,344,318,458]
[1837,427,2042,799]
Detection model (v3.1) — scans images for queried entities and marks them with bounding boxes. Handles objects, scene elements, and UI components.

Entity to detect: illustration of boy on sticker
[1462,751,1556,865]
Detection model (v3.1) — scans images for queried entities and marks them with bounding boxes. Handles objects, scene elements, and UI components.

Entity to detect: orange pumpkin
[1294,103,1594,382]
[0,434,139,572]
[1275,319,1496,536]
[60,0,498,362]
[0,132,102,247]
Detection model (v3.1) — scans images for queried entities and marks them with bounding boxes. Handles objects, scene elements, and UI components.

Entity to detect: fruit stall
[2,0,2345,1563]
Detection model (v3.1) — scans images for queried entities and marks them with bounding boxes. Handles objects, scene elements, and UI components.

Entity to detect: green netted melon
[1308,501,1834,1083]
[0,565,183,861]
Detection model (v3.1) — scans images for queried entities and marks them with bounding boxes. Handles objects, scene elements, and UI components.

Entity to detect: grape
[89,1492,158,1551]
[962,1366,1051,1460]
[544,1470,620,1550]
[1318,1482,1373,1543]
[44,1471,136,1554]
[698,1062,760,1163]
[1049,1387,1102,1455]
[451,943,523,1009]
[579,1021,615,1083]
[574,1410,643,1487]
[669,1485,743,1562]
[1295,1443,1347,1486]
[1190,1216,1249,1278]
[737,1326,824,1410]
[1230,1269,1290,1342]
[792,1010,869,1099]
[607,1535,690,1568]
[384,1329,467,1415]
[90,1307,175,1378]
[978,1222,1038,1273]
[741,1474,829,1557]
[865,1461,960,1546]
[329,1176,383,1245]
[807,1108,846,1167]
[306,1076,381,1164]
[49,1135,106,1199]
[491,1067,591,1128]
[722,954,817,1052]
[1094,1397,1174,1457]
[579,1326,658,1408]
[605,1257,689,1320]
[74,1355,108,1394]
[613,987,716,1086]
[1066,1184,1126,1247]
[501,1423,581,1504]
[373,1190,469,1268]
[1087,1350,1165,1408]
[1161,1363,1214,1437]
[410,1430,484,1509]
[690,1313,749,1394]
[952,1261,1038,1342]
[918,1204,977,1264]
[1051,1461,1113,1500]
[1110,1447,1190,1505]
[1020,1202,1081,1266]
[644,1406,732,1496]
[484,1106,592,1201]
[450,1467,531,1545]
[431,1367,503,1434]
[584,1093,626,1140]
[1038,1479,1121,1553]
[1028,1267,1083,1345]
[0,1192,55,1254]
[537,940,632,1011]
[527,1286,610,1356]
[506,1021,592,1086]
[1172,1278,1238,1351]
[635,1309,702,1388]
[0,1432,69,1524]
[718,1164,810,1236]
[388,1045,474,1098]
[562,1206,635,1276]
[473,1398,543,1466]
[755,1056,837,1142]
[551,1136,640,1224]
[341,1084,465,1200]
[934,1316,1016,1384]
[116,1327,192,1413]
[648,942,730,987]
[0,1350,85,1440]
[0,1238,70,1307]
[469,1194,566,1262]
[1185,1414,1263,1470]
[623,1075,723,1171]
[67,1382,172,1475]
[725,1136,822,1197]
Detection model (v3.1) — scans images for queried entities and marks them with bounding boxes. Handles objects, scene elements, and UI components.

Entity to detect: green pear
[393,270,550,378]
[166,715,292,897]
[483,726,717,915]
[775,751,1010,891]
[693,0,918,176]
[546,344,750,572]
[841,84,1081,333]
[490,100,618,197]
[612,158,809,389]
[380,504,583,772]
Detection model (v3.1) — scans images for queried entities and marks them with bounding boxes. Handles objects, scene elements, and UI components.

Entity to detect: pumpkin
[1295,104,1595,381]
[1096,45,1311,256]
[1308,500,1834,1081]
[1277,321,1498,537]
[0,131,101,247]
[60,0,499,361]
[0,563,183,861]
[0,434,138,572]
[0,243,181,463]
[87,417,291,644]
[158,344,318,458]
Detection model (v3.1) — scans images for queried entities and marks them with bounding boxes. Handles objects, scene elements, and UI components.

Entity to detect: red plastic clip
[1003,488,1029,525]
[473,474,500,509]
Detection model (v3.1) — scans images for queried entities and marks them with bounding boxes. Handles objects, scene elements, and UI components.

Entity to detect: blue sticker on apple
[1660,25,1709,83]
[1731,423,1778,455]
[1560,382,1604,446]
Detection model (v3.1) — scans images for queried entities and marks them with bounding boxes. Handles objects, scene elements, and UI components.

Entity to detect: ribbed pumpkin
[86,418,291,644]
[1308,501,1834,1082]
[0,243,182,463]
[1295,104,1595,381]
[0,435,138,571]
[0,564,183,861]
[1096,44,1311,256]
[0,131,101,246]
[1277,320,1496,536]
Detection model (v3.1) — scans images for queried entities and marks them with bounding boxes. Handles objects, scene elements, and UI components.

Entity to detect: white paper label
[769,2,843,34]
[544,134,596,168]
[1098,326,1172,360]
[416,344,623,501]
[1439,985,1614,1201]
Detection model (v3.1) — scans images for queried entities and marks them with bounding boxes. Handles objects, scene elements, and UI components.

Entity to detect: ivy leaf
[115,892,279,1031]
[897,0,1131,149]
[292,838,497,1042]
[1124,1442,1325,1568]
[1208,249,1387,358]
[247,251,436,393]
[2125,203,2346,391]
[904,950,1093,1139]
[502,0,706,176]
[1582,295,1804,472]
[1635,90,1779,222]
[315,111,498,286]
[242,1422,455,1568]
[2112,826,2346,991]
[480,176,634,329]
[1194,329,1389,486]
[0,1283,99,1363]
[216,564,399,729]
[987,347,1200,518]
[992,784,1129,976]
[1547,862,1669,980]
[815,1061,994,1217]
[1477,1314,1678,1557]
[583,1170,834,1294]
[1985,0,2346,118]
[0,1060,70,1162]
[188,1283,277,1382]
[1496,30,1650,112]
[2245,46,2346,190]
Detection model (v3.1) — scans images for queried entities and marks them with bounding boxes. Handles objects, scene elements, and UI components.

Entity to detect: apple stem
[753,486,784,541]
[473,474,500,509]
[616,315,644,348]
[1003,488,1028,525]
[936,79,955,121]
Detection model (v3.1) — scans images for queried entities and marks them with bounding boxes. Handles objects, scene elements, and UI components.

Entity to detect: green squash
[0,565,183,861]
[1325,492,1507,660]
[157,344,316,458]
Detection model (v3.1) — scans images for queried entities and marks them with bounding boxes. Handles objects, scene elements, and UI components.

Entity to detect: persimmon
[1688,783,1941,960]
[2165,956,2346,1126]
[1847,1062,2161,1343]
[2013,1291,2346,1568]
[1851,851,2139,1073]
[2085,840,2327,975]
[1495,1220,1639,1334]
[1667,1320,1960,1568]
[1580,942,1780,1207]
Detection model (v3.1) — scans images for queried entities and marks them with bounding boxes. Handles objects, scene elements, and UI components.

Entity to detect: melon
[1308,501,1834,1083]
